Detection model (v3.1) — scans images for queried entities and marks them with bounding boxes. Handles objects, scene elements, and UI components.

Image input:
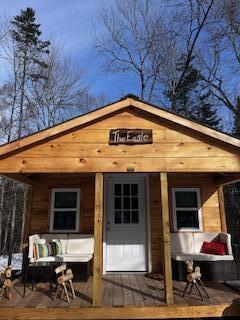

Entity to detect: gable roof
[0,95,240,159]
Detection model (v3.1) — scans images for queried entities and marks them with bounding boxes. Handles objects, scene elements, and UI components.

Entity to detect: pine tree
[165,55,202,117]
[191,92,221,129]
[6,8,50,265]
[165,55,221,129]
[10,7,50,138]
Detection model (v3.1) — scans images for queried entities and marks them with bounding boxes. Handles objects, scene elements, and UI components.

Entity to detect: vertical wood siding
[29,173,222,274]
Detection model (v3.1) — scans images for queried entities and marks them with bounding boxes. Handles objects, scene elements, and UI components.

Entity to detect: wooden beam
[215,174,240,187]
[1,173,35,186]
[160,172,173,305]
[2,157,240,173]
[93,172,104,306]
[218,186,227,233]
[0,304,240,319]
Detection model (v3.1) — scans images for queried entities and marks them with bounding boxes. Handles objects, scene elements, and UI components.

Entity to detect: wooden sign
[109,129,152,145]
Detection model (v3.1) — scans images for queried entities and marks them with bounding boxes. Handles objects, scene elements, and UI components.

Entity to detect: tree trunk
[2,183,14,255]
[17,49,27,139]
[19,185,27,250]
[8,182,17,265]
[0,177,6,255]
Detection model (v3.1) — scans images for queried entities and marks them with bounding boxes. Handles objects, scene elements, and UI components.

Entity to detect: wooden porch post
[160,172,174,305]
[218,186,227,233]
[93,173,104,306]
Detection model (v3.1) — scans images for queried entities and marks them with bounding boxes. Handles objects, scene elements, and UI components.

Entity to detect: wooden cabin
[1,95,240,319]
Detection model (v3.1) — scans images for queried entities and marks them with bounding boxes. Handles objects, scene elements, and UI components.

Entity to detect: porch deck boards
[0,275,239,309]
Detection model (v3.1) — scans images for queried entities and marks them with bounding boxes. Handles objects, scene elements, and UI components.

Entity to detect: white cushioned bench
[28,233,94,263]
[170,232,236,281]
[171,232,233,262]
[23,233,94,281]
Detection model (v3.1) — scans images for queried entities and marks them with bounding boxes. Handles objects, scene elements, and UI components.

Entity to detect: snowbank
[0,253,22,271]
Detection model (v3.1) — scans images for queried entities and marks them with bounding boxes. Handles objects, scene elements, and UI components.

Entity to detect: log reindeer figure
[183,260,209,301]
[0,266,13,301]
[54,264,76,303]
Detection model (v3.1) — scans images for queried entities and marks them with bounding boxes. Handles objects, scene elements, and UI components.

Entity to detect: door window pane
[131,197,139,209]
[115,184,121,196]
[114,211,122,224]
[123,197,130,209]
[123,184,130,196]
[114,197,122,209]
[132,211,139,223]
[131,184,138,196]
[123,211,131,224]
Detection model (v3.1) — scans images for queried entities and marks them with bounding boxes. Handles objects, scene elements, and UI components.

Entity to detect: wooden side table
[23,261,58,297]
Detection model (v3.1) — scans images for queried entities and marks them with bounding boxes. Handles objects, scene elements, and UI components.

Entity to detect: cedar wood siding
[21,108,231,272]
[29,172,221,273]
[0,108,240,172]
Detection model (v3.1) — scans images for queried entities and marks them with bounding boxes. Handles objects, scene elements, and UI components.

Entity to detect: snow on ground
[0,253,22,271]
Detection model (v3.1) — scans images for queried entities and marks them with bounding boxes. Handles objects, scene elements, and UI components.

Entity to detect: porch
[2,171,237,308]
[0,274,240,319]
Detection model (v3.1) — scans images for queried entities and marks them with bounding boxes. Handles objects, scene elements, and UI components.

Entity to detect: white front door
[105,176,148,272]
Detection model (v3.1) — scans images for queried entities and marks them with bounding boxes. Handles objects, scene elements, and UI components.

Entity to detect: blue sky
[0,1,235,129]
[0,0,139,101]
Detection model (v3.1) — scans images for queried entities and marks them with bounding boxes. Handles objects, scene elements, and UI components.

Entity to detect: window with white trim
[50,188,80,232]
[172,188,202,232]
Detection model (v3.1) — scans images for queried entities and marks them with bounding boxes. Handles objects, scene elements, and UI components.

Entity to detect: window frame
[172,187,202,232]
[50,188,80,233]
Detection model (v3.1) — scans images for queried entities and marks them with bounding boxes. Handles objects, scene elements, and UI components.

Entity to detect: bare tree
[93,0,175,101]
[0,9,102,260]
[93,0,218,111]
[164,0,215,111]
[28,45,91,129]
[197,0,240,120]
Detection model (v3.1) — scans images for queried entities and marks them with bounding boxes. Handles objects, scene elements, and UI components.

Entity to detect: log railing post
[160,172,174,304]
[93,173,104,306]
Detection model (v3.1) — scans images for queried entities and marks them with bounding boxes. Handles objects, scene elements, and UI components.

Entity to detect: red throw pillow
[201,241,226,255]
